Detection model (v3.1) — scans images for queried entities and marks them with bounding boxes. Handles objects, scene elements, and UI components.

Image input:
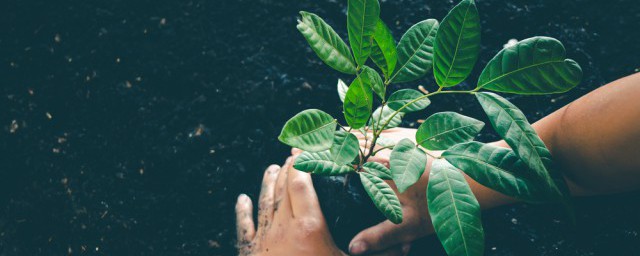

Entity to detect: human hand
[235,157,346,255]
[349,128,437,255]
[353,128,418,167]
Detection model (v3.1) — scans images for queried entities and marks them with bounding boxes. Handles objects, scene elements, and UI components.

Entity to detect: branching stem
[356,88,476,169]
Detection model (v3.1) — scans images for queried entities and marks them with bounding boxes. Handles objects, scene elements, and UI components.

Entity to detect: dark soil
[1,0,639,255]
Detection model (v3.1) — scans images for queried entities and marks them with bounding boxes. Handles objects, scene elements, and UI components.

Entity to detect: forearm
[454,73,640,210]
[538,73,640,194]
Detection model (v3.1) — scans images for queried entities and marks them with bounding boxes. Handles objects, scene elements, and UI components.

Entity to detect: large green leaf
[278,109,337,152]
[390,19,439,83]
[344,74,374,129]
[416,112,484,150]
[361,66,385,99]
[433,0,481,87]
[387,89,431,113]
[476,92,570,201]
[337,79,348,102]
[371,19,398,78]
[294,151,354,175]
[477,37,582,95]
[443,141,551,202]
[390,138,428,193]
[297,11,357,74]
[330,131,360,165]
[359,172,403,224]
[347,0,380,66]
[370,106,404,131]
[428,159,484,256]
[363,162,392,180]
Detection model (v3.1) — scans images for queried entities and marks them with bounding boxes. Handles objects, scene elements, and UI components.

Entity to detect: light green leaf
[416,112,484,150]
[363,162,392,180]
[443,141,551,202]
[387,89,431,113]
[337,79,348,102]
[359,172,403,224]
[390,19,439,83]
[370,106,404,131]
[294,151,354,175]
[433,0,481,87]
[370,19,398,78]
[330,131,360,165]
[344,74,374,129]
[361,66,385,99]
[297,11,357,74]
[278,109,337,152]
[428,159,484,256]
[476,92,571,201]
[476,36,582,95]
[376,136,397,148]
[348,0,380,66]
[390,138,428,193]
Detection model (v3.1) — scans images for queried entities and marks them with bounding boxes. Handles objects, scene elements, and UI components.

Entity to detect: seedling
[279,0,582,255]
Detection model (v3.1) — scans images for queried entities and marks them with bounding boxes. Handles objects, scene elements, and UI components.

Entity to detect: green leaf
[433,0,481,87]
[390,19,439,83]
[297,11,357,74]
[443,141,551,202]
[347,0,381,66]
[475,92,571,201]
[476,36,582,95]
[376,136,396,148]
[428,159,484,256]
[361,66,385,99]
[363,162,392,180]
[387,89,431,113]
[330,131,360,165]
[344,74,374,129]
[370,106,404,131]
[278,109,337,152]
[416,112,484,150]
[337,79,348,102]
[294,151,354,175]
[359,172,403,224]
[390,138,428,193]
[370,19,398,78]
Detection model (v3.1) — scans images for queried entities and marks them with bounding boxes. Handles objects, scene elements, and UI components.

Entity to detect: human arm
[348,73,640,255]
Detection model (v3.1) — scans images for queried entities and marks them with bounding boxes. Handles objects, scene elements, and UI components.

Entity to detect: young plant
[279,0,582,255]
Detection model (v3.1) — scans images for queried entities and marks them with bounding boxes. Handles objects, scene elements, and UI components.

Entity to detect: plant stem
[425,151,440,159]
[372,145,394,155]
[358,89,476,166]
[376,89,475,136]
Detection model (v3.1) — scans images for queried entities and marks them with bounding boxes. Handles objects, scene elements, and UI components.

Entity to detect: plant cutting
[278,0,582,255]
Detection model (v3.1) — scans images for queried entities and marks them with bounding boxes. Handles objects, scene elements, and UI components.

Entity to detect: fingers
[287,161,322,218]
[235,194,256,244]
[349,220,415,255]
[291,147,302,155]
[274,157,293,217]
[257,164,280,230]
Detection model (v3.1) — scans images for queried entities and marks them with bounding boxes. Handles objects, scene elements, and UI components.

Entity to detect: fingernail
[238,194,249,203]
[349,241,367,255]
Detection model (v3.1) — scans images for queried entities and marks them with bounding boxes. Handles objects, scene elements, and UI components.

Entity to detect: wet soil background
[1,0,639,255]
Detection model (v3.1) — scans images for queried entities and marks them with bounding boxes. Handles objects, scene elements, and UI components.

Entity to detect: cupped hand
[235,156,408,256]
[353,128,418,167]
[235,157,346,255]
[349,128,437,255]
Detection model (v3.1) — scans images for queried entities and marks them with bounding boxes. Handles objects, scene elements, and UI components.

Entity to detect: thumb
[349,220,413,255]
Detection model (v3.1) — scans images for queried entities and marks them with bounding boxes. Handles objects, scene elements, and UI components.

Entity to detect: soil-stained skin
[1,0,639,255]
